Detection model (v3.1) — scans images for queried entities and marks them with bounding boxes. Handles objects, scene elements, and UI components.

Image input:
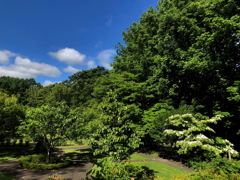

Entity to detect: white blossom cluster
[163,113,238,157]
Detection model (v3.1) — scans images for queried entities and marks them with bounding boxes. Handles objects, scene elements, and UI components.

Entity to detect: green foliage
[112,0,240,150]
[18,102,78,162]
[89,92,143,161]
[35,83,71,107]
[144,105,194,153]
[189,157,240,174]
[18,154,71,170]
[90,124,142,161]
[92,72,149,110]
[189,168,240,180]
[0,76,42,105]
[187,158,240,180]
[63,66,109,107]
[68,106,100,140]
[89,92,146,179]
[88,157,155,180]
[0,91,25,139]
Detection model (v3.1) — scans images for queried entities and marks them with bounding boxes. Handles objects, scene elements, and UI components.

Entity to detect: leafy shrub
[189,157,240,174]
[18,154,71,170]
[186,157,240,180]
[88,157,155,180]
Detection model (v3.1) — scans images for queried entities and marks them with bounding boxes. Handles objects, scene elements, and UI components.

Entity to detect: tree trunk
[228,151,232,161]
[47,147,51,163]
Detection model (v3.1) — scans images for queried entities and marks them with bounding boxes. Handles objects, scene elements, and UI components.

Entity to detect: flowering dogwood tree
[163,114,238,159]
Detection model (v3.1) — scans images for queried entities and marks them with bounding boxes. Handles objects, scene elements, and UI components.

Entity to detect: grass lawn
[0,143,34,164]
[62,147,189,179]
[0,148,20,163]
[132,161,189,179]
[56,139,89,148]
[130,154,149,161]
[0,172,14,180]
[62,149,149,161]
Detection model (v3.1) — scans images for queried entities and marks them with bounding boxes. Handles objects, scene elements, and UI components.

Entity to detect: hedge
[18,154,71,170]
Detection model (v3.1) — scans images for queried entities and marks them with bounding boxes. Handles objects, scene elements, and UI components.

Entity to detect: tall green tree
[25,85,41,107]
[112,0,240,149]
[92,72,149,110]
[63,66,109,107]
[34,83,71,107]
[0,76,42,104]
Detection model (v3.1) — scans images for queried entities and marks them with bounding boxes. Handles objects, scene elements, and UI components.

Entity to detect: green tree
[34,83,71,107]
[63,66,109,107]
[18,103,77,162]
[89,92,143,161]
[25,85,41,107]
[88,92,143,179]
[112,0,240,149]
[92,72,150,110]
[0,76,42,104]
[0,91,25,139]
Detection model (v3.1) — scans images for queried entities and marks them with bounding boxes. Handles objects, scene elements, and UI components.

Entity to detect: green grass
[61,147,189,180]
[62,148,91,153]
[132,161,189,179]
[130,154,149,161]
[56,139,89,148]
[0,149,20,164]
[0,143,34,164]
[0,172,14,180]
[0,157,16,163]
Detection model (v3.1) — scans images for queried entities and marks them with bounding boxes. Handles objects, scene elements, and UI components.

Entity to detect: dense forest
[1,0,240,179]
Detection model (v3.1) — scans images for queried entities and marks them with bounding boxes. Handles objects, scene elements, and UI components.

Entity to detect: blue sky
[0,0,158,86]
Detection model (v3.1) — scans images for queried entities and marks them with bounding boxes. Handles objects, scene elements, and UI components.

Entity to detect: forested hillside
[1,0,240,174]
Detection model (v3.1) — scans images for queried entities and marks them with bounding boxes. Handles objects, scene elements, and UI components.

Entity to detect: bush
[18,154,71,170]
[88,157,155,180]
[188,157,240,174]
[186,157,240,180]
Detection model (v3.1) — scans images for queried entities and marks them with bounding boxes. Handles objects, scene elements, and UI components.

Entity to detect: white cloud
[42,80,57,87]
[0,56,61,78]
[87,60,96,69]
[95,41,103,48]
[49,47,86,65]
[0,50,16,64]
[97,49,116,70]
[106,15,113,27]
[64,65,80,74]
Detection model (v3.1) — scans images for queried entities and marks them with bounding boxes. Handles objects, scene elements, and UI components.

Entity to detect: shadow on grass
[0,172,14,180]
[63,148,106,165]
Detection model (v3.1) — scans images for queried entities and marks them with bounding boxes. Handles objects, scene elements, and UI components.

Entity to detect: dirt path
[0,146,194,180]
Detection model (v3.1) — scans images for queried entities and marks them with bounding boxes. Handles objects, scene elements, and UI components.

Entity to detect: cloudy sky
[0,0,158,86]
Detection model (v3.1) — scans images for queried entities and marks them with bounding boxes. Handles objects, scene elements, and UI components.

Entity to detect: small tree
[163,114,238,159]
[18,102,76,163]
[89,92,143,159]
[88,92,143,179]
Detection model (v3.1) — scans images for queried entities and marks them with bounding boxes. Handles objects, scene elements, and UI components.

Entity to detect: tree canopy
[112,0,240,150]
